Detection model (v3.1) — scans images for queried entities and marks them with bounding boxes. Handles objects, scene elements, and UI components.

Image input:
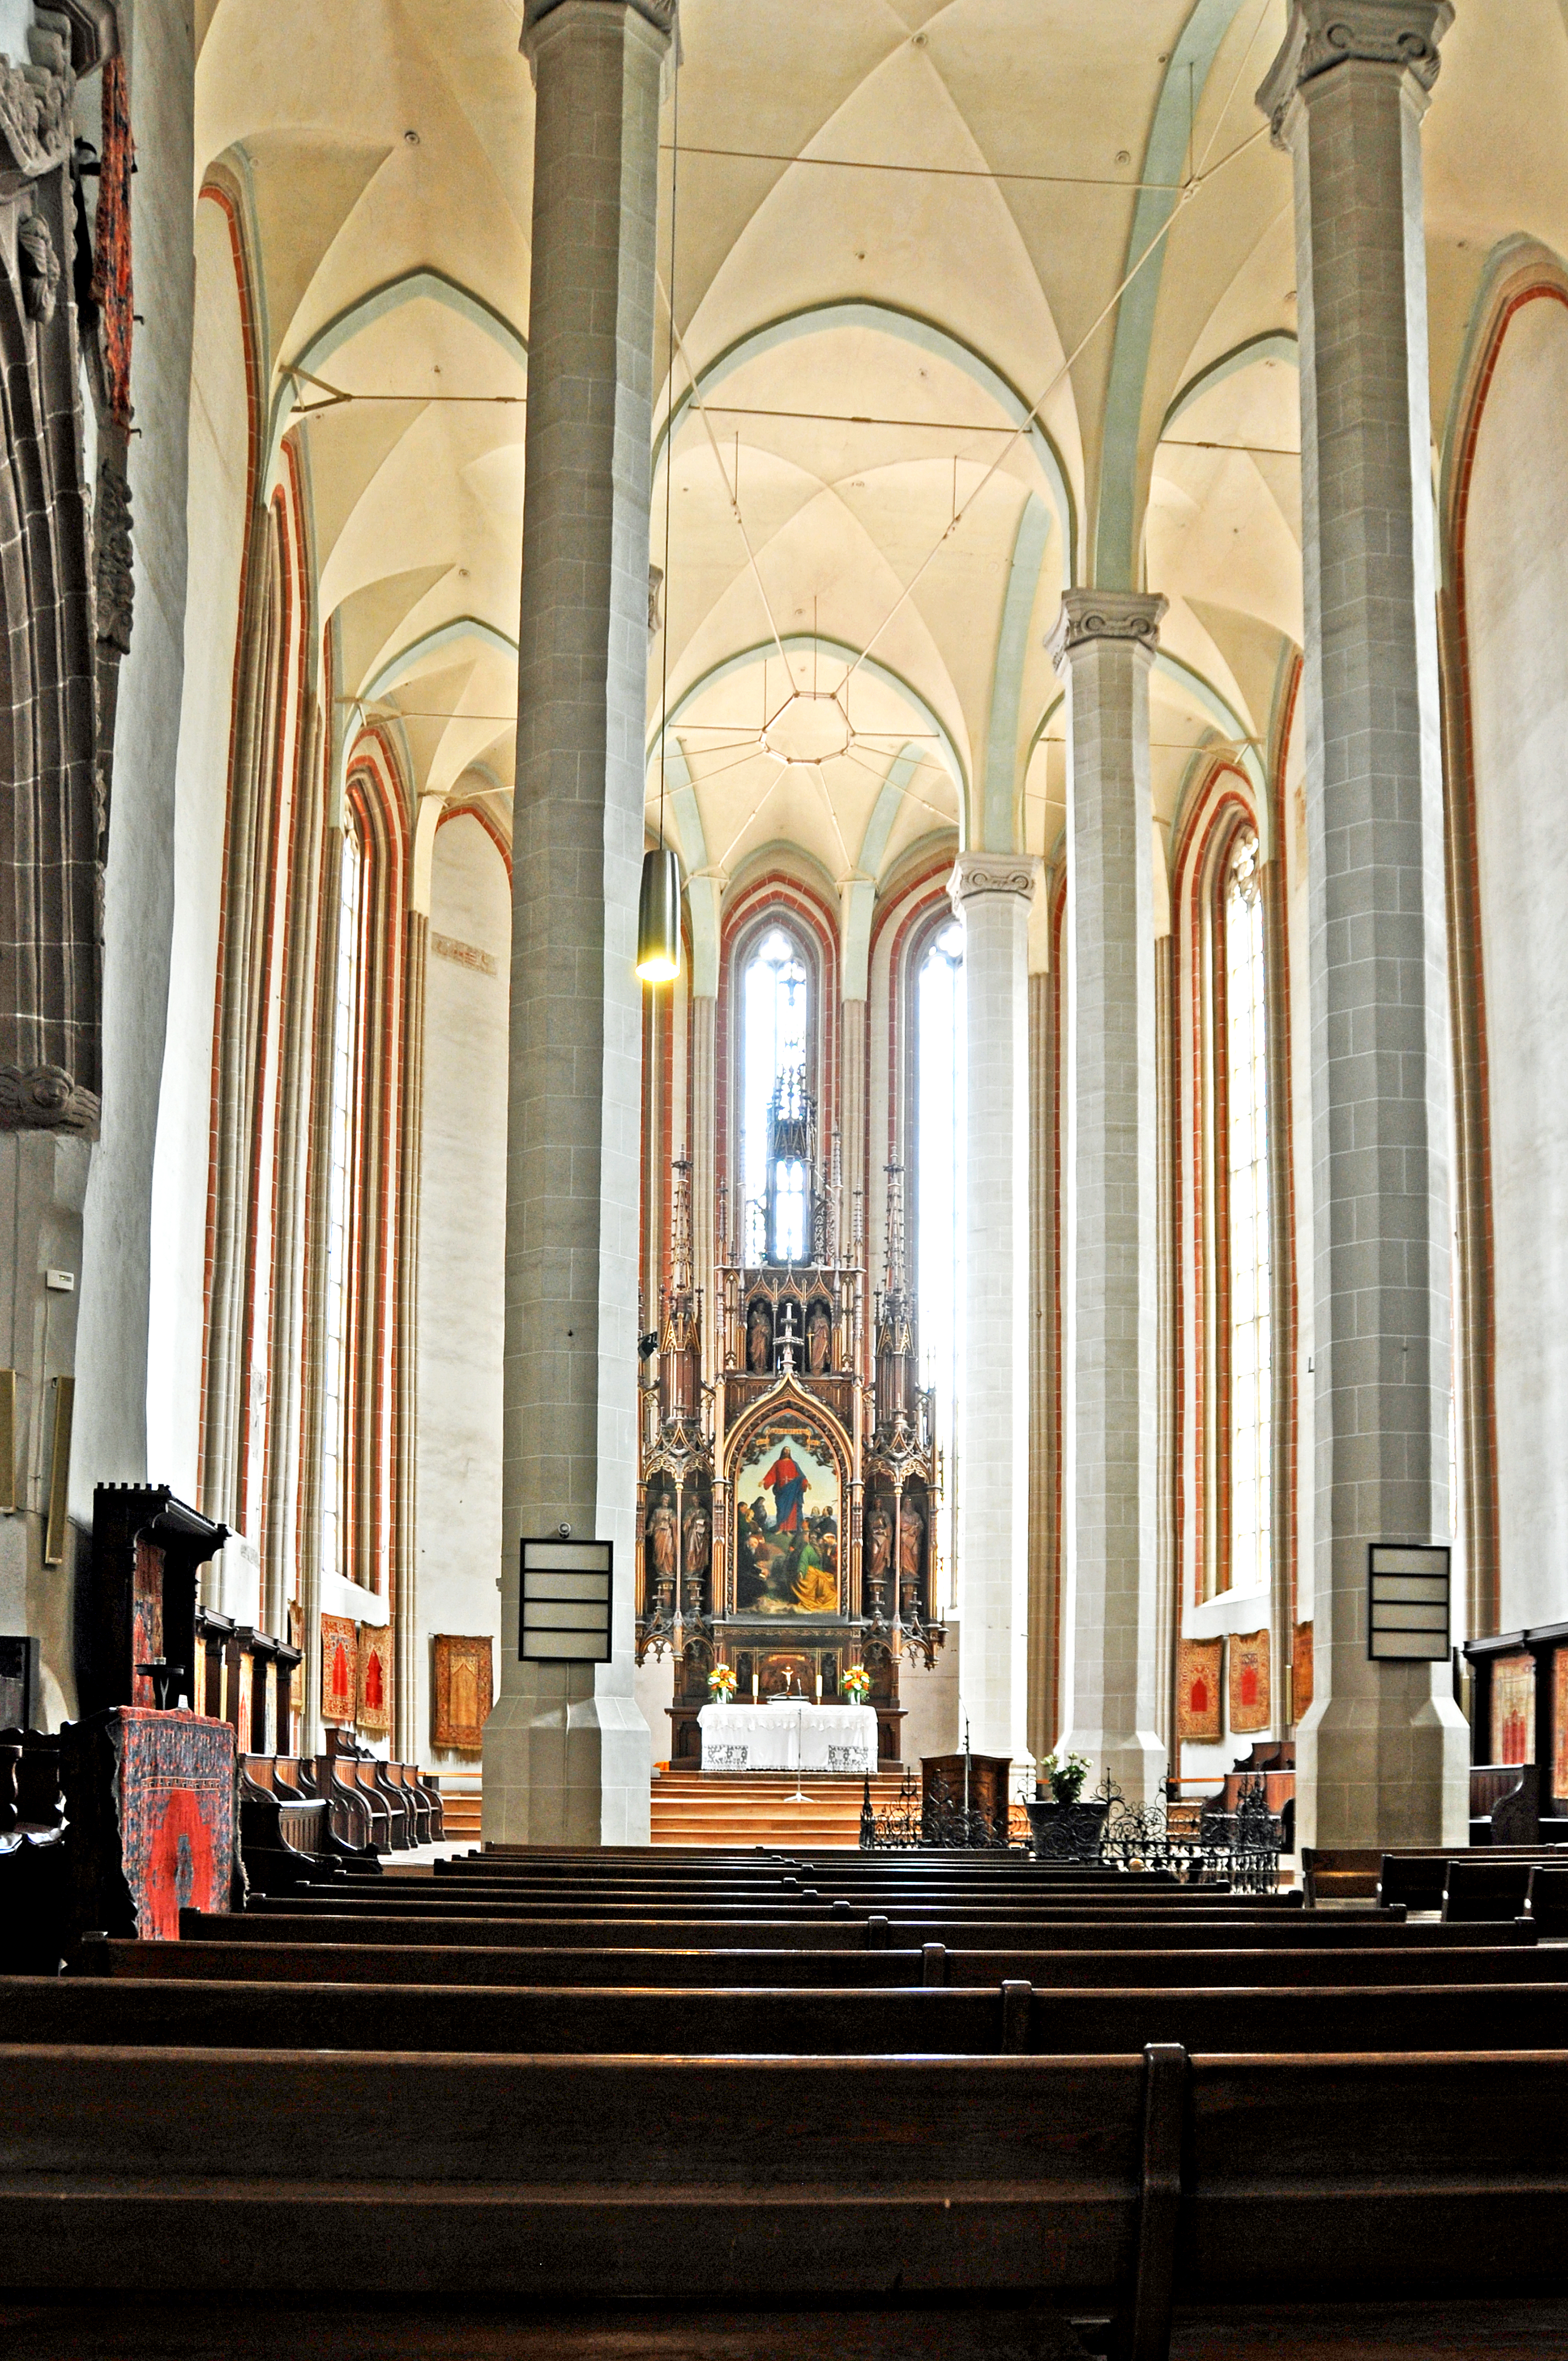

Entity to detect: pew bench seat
[12,1972,1568,2057]
[178,1908,1533,1952]
[82,1934,1568,1990]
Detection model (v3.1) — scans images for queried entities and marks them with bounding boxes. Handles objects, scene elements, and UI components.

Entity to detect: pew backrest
[22,1972,1568,2059]
[1529,1862,1568,1938]
[1444,1857,1534,1923]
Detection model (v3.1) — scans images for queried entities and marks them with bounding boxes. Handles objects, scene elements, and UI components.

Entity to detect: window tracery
[320,823,363,1586]
[741,922,810,1262]
[1223,829,1271,1598]
[915,916,964,1602]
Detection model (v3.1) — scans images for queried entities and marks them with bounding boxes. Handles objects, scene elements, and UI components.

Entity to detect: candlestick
[815,1669,823,1701]
[752,1671,758,1700]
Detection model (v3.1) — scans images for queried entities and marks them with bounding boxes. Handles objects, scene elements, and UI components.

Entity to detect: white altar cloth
[698,1701,878,1774]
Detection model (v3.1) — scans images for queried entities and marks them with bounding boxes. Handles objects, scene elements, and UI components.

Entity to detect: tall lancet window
[917,918,965,1601]
[320,824,363,1582]
[1224,830,1271,1594]
[741,923,809,1261]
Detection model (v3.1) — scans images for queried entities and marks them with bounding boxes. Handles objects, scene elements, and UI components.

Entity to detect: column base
[1294,1682,1469,1852]
[482,1680,652,1847]
[1061,1724,1167,1807]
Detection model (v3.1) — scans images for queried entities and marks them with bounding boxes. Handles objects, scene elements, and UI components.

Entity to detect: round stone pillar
[1047,590,1167,1804]
[948,853,1036,1762]
[484,0,674,1846]
[1258,0,1468,1851]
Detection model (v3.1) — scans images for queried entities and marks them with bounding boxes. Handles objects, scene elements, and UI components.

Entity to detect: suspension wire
[656,264,793,683]
[1194,0,1274,178]
[655,49,680,856]
[837,122,1268,696]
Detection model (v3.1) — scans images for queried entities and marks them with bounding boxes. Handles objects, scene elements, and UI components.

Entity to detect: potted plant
[1024,1751,1108,1863]
[707,1662,737,1705]
[841,1664,872,1705]
[1041,1750,1091,1806]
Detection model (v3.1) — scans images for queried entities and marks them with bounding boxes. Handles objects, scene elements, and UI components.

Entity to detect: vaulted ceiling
[193,0,1568,910]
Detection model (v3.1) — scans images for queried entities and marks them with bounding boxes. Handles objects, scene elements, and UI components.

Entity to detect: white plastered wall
[146,192,250,1496]
[1464,293,1568,1632]
[414,815,507,1766]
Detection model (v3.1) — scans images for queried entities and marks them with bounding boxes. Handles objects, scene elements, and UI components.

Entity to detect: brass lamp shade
[636,845,681,982]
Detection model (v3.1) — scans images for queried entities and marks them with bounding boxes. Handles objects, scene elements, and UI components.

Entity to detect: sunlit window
[917,918,964,1606]
[320,824,362,1583]
[1224,832,1271,1595]
[741,924,809,1262]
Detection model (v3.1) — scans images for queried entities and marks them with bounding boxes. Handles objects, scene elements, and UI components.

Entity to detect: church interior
[7,0,1568,2351]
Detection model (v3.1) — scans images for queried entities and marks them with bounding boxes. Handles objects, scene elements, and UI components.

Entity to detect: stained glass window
[741,924,809,1262]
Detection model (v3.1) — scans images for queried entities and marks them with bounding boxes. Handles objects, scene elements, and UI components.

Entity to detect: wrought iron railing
[860,1768,1284,1890]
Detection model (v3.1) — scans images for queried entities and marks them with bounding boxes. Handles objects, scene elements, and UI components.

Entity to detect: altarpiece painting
[732,1407,843,1617]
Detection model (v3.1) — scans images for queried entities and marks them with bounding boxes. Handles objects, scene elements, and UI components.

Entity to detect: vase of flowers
[1040,1750,1091,1805]
[707,1662,737,1704]
[1024,1752,1106,1863]
[841,1664,872,1705]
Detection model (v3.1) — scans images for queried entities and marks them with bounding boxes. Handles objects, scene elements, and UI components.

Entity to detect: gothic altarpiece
[636,1078,944,1767]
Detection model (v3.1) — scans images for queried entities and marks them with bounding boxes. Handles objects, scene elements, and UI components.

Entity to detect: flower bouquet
[707,1662,737,1703]
[1039,1749,1091,1805]
[841,1664,872,1704]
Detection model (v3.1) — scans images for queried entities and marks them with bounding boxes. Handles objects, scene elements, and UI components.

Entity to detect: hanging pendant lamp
[636,843,680,982]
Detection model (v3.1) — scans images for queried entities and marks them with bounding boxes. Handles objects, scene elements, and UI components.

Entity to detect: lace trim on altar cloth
[705,1744,749,1770]
[827,1744,871,1771]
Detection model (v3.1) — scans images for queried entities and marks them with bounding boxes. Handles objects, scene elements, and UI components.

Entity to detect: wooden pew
[4,2040,1567,2355]
[414,1873,1272,1906]
[1309,1843,1568,1906]
[1528,1863,1568,1936]
[1442,1857,1535,1922]
[237,1758,334,1894]
[0,2044,1163,2319]
[192,1905,1531,1950]
[1178,2049,1568,2317]
[15,1972,1568,2058]
[79,1932,1568,1991]
[235,1882,1330,1917]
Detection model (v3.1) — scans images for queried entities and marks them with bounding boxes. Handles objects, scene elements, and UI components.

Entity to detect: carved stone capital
[0,39,73,181]
[523,0,676,56]
[1046,588,1166,675]
[1257,1,1453,145]
[947,852,1041,910]
[0,1065,101,1137]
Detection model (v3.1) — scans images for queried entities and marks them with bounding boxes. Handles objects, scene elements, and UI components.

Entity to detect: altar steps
[650,1769,910,1849]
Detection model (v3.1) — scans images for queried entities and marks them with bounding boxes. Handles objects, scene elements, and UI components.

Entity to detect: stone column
[948,855,1036,1760]
[1258,0,1467,1847]
[1047,590,1166,1803]
[840,997,867,1265]
[484,0,672,1846]
[1026,958,1057,1763]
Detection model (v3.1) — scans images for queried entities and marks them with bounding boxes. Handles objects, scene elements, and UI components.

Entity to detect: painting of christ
[733,1416,843,1617]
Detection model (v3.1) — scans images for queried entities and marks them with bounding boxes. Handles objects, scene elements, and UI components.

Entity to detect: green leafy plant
[1040,1750,1091,1806]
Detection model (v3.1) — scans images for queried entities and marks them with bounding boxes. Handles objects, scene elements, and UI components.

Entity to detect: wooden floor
[650,1769,910,1846]
[6,2298,1567,2359]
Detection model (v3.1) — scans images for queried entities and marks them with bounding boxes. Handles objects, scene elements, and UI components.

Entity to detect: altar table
[698,1701,878,1774]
